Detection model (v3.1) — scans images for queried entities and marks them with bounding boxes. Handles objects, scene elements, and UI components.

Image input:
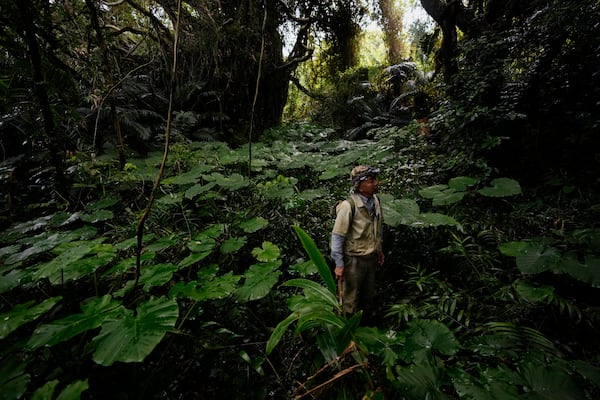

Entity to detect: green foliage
[0,122,598,398]
[0,297,62,340]
[500,238,600,287]
[419,176,521,206]
[292,225,336,295]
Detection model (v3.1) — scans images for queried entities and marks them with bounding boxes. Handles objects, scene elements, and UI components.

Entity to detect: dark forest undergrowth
[1,123,600,399]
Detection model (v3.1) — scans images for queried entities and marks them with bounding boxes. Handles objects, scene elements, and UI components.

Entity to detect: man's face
[358,175,379,196]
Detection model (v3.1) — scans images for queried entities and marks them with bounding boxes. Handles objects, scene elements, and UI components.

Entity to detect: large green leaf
[0,268,31,295]
[251,241,280,262]
[31,379,89,400]
[283,278,339,309]
[0,296,62,340]
[184,182,217,199]
[478,178,522,197]
[113,263,180,297]
[515,243,560,274]
[403,319,459,363]
[91,296,179,366]
[498,241,530,257]
[237,217,269,233]
[297,188,326,201]
[0,358,30,400]
[220,236,247,254]
[265,280,344,356]
[32,240,117,284]
[221,173,250,190]
[236,261,282,301]
[266,313,299,355]
[169,265,241,301]
[561,255,600,287]
[413,212,460,227]
[5,228,92,265]
[80,209,113,223]
[319,166,349,180]
[31,380,59,400]
[419,184,465,206]
[517,362,585,399]
[162,164,214,185]
[6,215,52,235]
[448,176,478,191]
[394,363,451,400]
[292,226,336,295]
[380,196,420,227]
[26,295,123,350]
[514,280,555,303]
[451,368,520,400]
[193,271,241,300]
[178,237,217,268]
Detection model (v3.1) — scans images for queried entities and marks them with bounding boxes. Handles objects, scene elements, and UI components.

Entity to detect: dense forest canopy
[0,0,599,399]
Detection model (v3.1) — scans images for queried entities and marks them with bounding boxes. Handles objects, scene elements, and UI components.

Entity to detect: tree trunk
[419,0,459,79]
[17,0,68,197]
[85,0,127,168]
[378,0,404,64]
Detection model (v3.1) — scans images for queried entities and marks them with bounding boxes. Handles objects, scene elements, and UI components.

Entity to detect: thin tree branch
[132,0,182,294]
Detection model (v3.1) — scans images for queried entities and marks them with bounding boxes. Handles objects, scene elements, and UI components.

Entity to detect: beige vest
[332,193,383,256]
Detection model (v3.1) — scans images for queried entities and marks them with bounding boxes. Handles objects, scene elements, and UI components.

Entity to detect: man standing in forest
[331,165,385,322]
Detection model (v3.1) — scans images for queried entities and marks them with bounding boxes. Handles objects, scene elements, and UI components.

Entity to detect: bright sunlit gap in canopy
[280,1,433,64]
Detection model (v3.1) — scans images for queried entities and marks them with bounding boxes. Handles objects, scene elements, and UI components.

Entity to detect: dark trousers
[342,253,377,315]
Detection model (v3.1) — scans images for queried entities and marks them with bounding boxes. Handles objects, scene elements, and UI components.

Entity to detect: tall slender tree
[378,0,404,64]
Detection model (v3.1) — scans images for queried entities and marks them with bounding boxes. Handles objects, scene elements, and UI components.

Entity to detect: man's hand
[335,266,344,278]
[378,251,385,266]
